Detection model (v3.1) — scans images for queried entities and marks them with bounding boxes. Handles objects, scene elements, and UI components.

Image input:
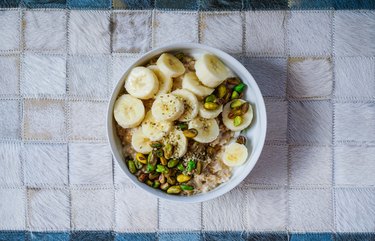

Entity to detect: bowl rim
[107,43,267,203]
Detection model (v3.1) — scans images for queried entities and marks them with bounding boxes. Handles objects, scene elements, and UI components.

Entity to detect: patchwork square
[200,0,242,10]
[28,189,70,231]
[69,143,112,185]
[288,58,333,98]
[289,189,333,231]
[246,188,287,230]
[265,100,288,141]
[0,0,20,7]
[69,11,110,54]
[113,0,153,9]
[288,0,333,9]
[200,13,243,53]
[112,12,151,53]
[159,233,201,241]
[244,144,288,186]
[0,142,21,185]
[336,188,375,232]
[335,57,375,98]
[203,188,246,231]
[245,11,285,56]
[334,11,375,56]
[23,99,66,141]
[112,54,139,88]
[22,54,66,96]
[335,145,375,186]
[68,0,111,9]
[0,55,19,96]
[68,55,110,98]
[71,189,114,230]
[115,187,158,232]
[290,146,332,186]
[159,200,201,231]
[248,233,288,241]
[246,0,288,9]
[335,102,375,142]
[154,12,198,48]
[242,57,287,97]
[204,232,245,241]
[0,11,20,51]
[288,12,332,56]
[23,0,66,8]
[0,100,20,140]
[114,161,134,187]
[30,232,70,241]
[156,0,198,10]
[69,101,107,140]
[24,144,68,186]
[333,0,375,9]
[0,188,25,230]
[289,101,332,144]
[71,231,113,241]
[24,11,66,52]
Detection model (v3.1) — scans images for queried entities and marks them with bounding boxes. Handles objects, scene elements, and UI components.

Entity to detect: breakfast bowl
[107,43,267,203]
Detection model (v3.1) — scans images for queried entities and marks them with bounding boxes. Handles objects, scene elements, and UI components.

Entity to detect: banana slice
[151,94,184,121]
[222,100,253,131]
[163,128,188,158]
[198,102,223,119]
[125,67,159,99]
[148,65,173,97]
[188,117,220,143]
[114,94,145,129]
[222,142,248,167]
[131,128,153,154]
[182,72,215,97]
[172,89,199,122]
[195,54,230,88]
[141,111,172,141]
[156,53,185,77]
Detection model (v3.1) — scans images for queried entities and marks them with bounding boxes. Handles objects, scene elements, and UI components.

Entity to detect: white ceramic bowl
[107,43,267,203]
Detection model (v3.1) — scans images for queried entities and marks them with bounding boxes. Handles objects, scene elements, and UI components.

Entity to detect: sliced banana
[222,142,248,167]
[172,89,199,122]
[141,111,172,141]
[114,94,145,129]
[222,99,253,131]
[188,117,220,143]
[125,67,159,99]
[198,102,223,119]
[182,72,215,97]
[151,94,184,121]
[148,65,173,97]
[195,54,230,88]
[156,53,185,77]
[163,128,188,158]
[131,128,153,154]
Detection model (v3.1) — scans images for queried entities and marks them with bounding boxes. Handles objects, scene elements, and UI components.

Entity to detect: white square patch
[23,99,66,141]
[290,146,332,186]
[68,101,107,141]
[69,11,110,54]
[336,188,375,232]
[28,188,70,231]
[288,58,333,98]
[335,102,375,143]
[335,145,375,186]
[265,100,288,141]
[68,55,110,98]
[114,161,134,187]
[201,13,243,53]
[0,55,19,96]
[24,144,68,186]
[0,11,20,51]
[245,11,285,56]
[154,12,198,47]
[69,143,112,185]
[115,187,157,232]
[112,12,151,53]
[289,188,333,231]
[335,57,375,98]
[288,11,332,56]
[0,100,20,140]
[24,10,66,52]
[0,143,21,185]
[0,188,25,230]
[22,54,66,96]
[71,188,114,230]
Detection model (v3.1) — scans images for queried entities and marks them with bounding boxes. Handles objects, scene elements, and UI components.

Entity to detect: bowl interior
[107,43,267,203]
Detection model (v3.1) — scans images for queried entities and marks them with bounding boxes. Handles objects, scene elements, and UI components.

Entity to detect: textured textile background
[0,0,374,240]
